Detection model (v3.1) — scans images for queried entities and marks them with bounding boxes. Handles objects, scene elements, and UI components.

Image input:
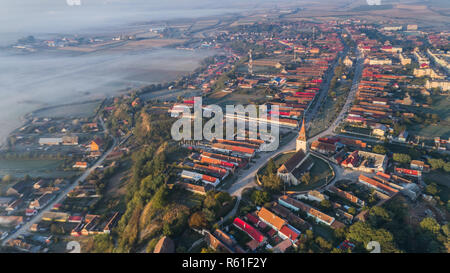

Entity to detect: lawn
[287,155,334,191]
[169,187,205,209]
[0,159,79,179]
[257,151,295,177]
[406,95,450,138]
[424,171,450,189]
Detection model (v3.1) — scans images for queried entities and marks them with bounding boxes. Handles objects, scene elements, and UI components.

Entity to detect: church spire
[298,117,307,141]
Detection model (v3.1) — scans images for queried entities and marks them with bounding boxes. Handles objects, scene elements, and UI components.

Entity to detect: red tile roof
[233,218,265,243]
[280,225,300,241]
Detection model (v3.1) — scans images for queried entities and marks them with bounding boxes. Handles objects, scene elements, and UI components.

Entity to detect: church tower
[296,117,308,152]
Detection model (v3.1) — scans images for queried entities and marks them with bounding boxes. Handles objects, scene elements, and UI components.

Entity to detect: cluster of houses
[0,178,70,220]
[176,135,273,190]
[343,25,449,147]
[232,206,302,253]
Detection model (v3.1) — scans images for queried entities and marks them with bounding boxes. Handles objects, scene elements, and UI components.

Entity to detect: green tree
[348,207,356,215]
[301,172,311,185]
[347,222,399,253]
[368,206,391,227]
[265,159,277,175]
[315,237,332,251]
[251,190,270,206]
[261,173,283,192]
[2,174,13,183]
[428,158,446,171]
[420,217,441,235]
[393,153,411,164]
[91,234,115,253]
[372,145,387,155]
[425,183,440,196]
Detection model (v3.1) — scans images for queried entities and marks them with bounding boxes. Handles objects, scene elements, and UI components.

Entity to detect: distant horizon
[0,0,304,45]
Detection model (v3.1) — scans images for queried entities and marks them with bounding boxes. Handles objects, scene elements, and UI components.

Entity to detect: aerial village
[0,16,449,253]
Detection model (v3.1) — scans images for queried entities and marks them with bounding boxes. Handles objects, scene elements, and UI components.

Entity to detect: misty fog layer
[0,0,271,45]
[0,0,243,145]
[0,0,301,145]
[0,48,216,144]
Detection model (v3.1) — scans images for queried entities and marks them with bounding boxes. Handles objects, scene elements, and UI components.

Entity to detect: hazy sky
[0,0,291,43]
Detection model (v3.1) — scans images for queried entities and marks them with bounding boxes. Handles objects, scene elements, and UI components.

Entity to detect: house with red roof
[233,217,266,245]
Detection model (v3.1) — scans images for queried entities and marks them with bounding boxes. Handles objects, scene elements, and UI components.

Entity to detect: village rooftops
[257,207,287,231]
[278,195,336,226]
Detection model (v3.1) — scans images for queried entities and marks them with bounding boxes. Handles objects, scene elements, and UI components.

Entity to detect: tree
[251,190,270,206]
[204,191,220,211]
[347,222,399,253]
[188,212,208,229]
[265,159,277,175]
[425,183,440,196]
[320,199,332,210]
[301,172,311,185]
[91,234,114,253]
[368,206,391,227]
[393,153,411,164]
[146,237,160,253]
[348,207,356,215]
[261,173,283,192]
[2,174,13,183]
[420,217,441,235]
[443,162,450,173]
[428,158,446,171]
[315,237,332,251]
[372,145,387,155]
[150,185,167,210]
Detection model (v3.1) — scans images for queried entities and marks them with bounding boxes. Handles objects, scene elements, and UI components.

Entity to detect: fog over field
[0,48,216,132]
[0,0,258,145]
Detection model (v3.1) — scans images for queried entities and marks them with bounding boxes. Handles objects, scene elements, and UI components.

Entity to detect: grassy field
[424,171,450,188]
[258,152,333,192]
[287,155,333,191]
[407,95,450,139]
[169,187,205,209]
[257,151,295,177]
[0,159,78,179]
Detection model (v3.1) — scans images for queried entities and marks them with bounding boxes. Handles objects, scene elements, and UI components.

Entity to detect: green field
[407,95,450,138]
[287,155,334,191]
[258,152,333,192]
[0,159,78,179]
[257,151,295,177]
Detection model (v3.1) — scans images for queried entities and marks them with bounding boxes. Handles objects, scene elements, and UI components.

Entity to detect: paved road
[220,40,356,222]
[309,50,364,143]
[305,40,349,127]
[2,120,119,246]
[219,43,365,223]
[218,135,297,225]
[226,136,297,197]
